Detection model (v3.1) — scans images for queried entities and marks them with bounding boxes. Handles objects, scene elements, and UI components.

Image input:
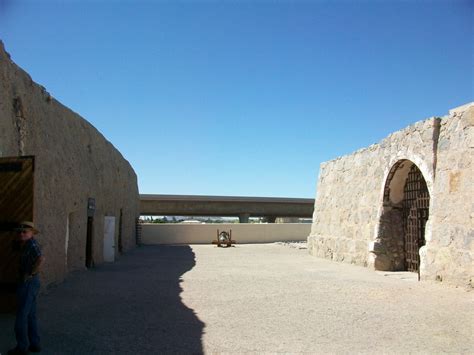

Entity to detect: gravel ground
[1,244,472,354]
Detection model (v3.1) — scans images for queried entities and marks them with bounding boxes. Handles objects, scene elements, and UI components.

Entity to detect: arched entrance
[374,160,430,273]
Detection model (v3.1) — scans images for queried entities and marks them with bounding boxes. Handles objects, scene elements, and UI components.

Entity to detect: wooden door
[0,156,34,312]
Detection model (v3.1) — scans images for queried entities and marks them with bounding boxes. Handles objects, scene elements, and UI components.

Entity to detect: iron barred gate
[402,165,430,272]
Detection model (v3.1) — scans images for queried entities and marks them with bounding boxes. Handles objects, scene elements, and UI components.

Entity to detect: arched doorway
[374,160,430,273]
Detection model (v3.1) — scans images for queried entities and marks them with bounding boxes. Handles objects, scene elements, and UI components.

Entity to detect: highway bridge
[140,194,315,223]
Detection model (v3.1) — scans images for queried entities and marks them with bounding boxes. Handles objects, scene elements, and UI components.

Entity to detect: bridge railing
[140,223,311,245]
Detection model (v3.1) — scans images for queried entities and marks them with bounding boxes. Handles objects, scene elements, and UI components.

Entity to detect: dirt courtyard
[1,244,472,354]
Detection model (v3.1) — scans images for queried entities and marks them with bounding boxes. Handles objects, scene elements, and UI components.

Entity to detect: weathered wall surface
[425,105,473,286]
[141,223,311,245]
[308,144,382,266]
[308,118,439,265]
[0,41,139,287]
[308,103,473,287]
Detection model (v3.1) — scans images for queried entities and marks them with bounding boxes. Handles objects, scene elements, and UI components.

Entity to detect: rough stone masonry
[308,103,473,288]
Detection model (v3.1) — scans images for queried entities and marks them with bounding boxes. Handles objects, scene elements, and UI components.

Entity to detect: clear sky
[1,0,472,198]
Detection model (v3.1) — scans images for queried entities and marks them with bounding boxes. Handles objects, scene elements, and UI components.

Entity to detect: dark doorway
[402,164,429,272]
[0,156,34,312]
[118,209,123,254]
[85,217,94,268]
[376,160,430,273]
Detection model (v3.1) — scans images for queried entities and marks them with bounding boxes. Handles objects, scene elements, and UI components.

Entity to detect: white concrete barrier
[141,223,311,245]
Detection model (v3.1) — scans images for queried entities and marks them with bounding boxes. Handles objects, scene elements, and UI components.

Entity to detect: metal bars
[402,165,430,272]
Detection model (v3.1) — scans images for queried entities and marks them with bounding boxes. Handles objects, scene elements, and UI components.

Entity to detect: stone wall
[0,41,140,287]
[308,103,473,288]
[425,105,473,286]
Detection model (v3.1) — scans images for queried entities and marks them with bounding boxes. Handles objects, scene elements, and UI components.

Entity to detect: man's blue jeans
[15,275,40,351]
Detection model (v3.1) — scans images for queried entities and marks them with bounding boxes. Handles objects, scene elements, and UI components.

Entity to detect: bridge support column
[265,216,277,223]
[238,213,250,223]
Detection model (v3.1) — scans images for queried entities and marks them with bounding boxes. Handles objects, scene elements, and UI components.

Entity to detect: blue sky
[1,0,472,197]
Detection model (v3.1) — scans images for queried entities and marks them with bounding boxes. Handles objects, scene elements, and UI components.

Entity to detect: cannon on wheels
[212,229,235,247]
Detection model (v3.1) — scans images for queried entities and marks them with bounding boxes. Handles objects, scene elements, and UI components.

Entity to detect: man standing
[8,221,44,355]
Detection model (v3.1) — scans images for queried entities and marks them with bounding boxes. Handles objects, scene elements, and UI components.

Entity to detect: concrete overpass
[140,194,315,223]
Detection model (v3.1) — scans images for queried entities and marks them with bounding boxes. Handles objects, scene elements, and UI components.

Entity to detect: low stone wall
[308,103,473,288]
[141,223,311,245]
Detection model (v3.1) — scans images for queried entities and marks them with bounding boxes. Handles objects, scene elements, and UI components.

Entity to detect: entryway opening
[0,156,35,313]
[86,216,94,269]
[374,160,430,274]
[118,209,123,254]
[85,198,96,269]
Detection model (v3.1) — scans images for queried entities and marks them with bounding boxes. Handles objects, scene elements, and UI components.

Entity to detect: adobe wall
[0,41,140,287]
[308,104,473,287]
[141,223,311,245]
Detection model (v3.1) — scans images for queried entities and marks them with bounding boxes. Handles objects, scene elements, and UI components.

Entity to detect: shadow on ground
[1,245,204,354]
